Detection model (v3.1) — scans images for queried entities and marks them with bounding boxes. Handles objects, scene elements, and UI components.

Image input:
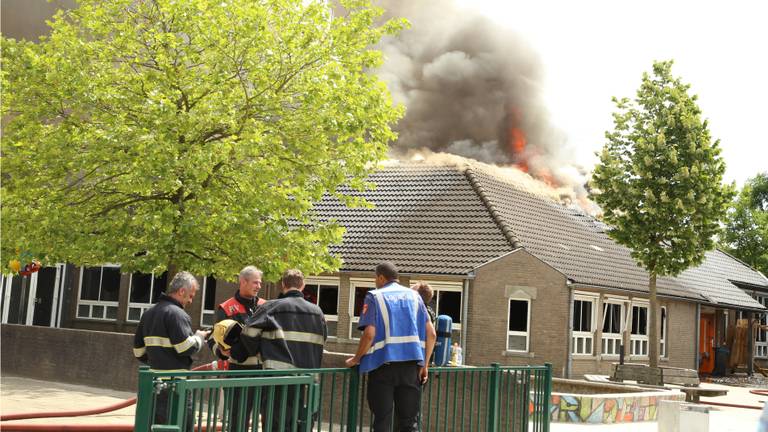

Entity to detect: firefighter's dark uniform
[133,294,204,429]
[209,290,266,431]
[233,290,327,431]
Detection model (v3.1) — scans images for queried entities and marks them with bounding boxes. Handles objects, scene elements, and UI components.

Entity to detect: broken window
[507,299,529,352]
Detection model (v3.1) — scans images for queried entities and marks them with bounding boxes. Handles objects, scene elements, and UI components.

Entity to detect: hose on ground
[0,361,221,422]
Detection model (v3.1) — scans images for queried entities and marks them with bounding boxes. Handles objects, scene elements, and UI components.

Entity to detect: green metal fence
[134,363,551,432]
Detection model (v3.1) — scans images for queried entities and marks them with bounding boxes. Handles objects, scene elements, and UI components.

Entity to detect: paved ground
[0,375,136,426]
[0,375,765,430]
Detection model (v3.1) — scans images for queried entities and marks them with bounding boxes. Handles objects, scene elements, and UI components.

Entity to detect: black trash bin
[713,346,730,376]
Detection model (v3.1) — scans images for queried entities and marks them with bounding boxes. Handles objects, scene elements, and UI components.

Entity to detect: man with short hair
[133,271,208,429]
[210,265,267,430]
[346,263,437,432]
[234,269,327,431]
[211,266,266,366]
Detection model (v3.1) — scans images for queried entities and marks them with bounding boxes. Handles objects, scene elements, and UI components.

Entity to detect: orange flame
[508,127,528,172]
[506,107,529,173]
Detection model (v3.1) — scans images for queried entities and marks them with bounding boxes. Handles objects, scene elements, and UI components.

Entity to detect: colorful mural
[548,391,684,423]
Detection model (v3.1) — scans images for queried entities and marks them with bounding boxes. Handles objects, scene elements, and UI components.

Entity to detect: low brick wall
[0,324,351,393]
[551,389,685,423]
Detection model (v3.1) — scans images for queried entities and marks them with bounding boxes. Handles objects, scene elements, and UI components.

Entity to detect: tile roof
[312,162,766,310]
[312,165,513,275]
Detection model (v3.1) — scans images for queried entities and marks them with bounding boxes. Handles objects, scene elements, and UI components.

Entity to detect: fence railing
[134,363,551,432]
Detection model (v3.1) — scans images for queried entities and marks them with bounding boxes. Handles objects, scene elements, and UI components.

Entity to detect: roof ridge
[714,248,768,282]
[463,166,522,249]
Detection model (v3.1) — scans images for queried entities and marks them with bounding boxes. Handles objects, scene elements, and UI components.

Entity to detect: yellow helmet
[212,319,243,351]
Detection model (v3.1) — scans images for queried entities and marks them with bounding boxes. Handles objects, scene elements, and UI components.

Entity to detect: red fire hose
[0,398,137,422]
[0,361,224,430]
[697,388,767,411]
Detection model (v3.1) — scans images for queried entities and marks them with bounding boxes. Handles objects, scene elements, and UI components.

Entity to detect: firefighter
[233,269,327,431]
[133,271,208,430]
[210,265,267,431]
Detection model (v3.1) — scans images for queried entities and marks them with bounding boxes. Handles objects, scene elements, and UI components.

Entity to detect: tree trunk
[648,272,659,368]
[166,262,178,292]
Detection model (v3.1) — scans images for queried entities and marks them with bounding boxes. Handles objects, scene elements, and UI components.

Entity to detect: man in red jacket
[210,265,266,430]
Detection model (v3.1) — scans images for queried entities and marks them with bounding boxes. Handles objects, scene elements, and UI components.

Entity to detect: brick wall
[468,249,569,376]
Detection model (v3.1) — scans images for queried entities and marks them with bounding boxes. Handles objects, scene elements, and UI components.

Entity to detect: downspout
[694,303,701,371]
[566,279,574,378]
[462,277,471,360]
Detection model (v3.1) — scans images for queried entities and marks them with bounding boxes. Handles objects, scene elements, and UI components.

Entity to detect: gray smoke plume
[376,0,574,185]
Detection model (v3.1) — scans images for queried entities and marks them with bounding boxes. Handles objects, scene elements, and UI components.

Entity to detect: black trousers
[154,387,193,432]
[227,364,262,432]
[367,361,422,432]
[261,385,315,432]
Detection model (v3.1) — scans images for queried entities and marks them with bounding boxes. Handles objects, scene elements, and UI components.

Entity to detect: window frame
[630,301,650,358]
[506,297,531,353]
[421,280,463,330]
[572,293,597,356]
[76,265,121,321]
[200,276,218,327]
[755,295,768,358]
[660,305,668,358]
[348,278,377,340]
[304,276,340,339]
[601,299,624,357]
[126,271,167,323]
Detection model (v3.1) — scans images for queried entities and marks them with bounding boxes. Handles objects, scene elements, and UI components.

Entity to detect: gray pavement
[0,375,136,426]
[0,375,765,430]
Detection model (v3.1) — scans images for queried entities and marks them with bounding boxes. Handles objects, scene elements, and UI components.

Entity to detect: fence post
[486,363,501,432]
[134,365,154,432]
[543,363,552,432]
[346,368,360,432]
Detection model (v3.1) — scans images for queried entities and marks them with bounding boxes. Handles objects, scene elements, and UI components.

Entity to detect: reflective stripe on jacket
[234,290,326,369]
[133,294,203,371]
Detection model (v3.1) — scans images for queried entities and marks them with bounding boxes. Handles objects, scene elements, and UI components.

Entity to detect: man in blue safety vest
[345,262,437,432]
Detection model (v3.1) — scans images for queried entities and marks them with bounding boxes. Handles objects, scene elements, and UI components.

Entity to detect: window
[572,295,595,355]
[423,281,463,343]
[126,272,167,322]
[349,279,375,339]
[756,295,768,358]
[507,299,530,352]
[201,276,218,327]
[630,303,649,356]
[601,301,624,356]
[304,277,339,338]
[77,266,121,320]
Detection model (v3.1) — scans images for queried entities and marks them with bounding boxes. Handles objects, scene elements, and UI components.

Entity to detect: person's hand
[419,366,429,385]
[195,329,210,340]
[345,356,360,368]
[220,348,231,358]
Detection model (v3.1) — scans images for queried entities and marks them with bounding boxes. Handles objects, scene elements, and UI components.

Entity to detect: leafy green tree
[721,173,768,275]
[590,60,734,368]
[1,0,404,280]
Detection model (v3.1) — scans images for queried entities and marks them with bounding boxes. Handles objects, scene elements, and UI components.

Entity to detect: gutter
[566,280,574,379]
[570,282,706,304]
[462,277,471,358]
[694,303,701,371]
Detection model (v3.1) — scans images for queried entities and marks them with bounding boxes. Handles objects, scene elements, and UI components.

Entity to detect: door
[699,313,716,374]
[32,267,57,326]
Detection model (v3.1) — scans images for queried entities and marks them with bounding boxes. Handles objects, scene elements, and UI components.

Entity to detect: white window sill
[503,350,534,358]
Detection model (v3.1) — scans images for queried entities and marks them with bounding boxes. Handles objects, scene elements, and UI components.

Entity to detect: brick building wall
[468,249,570,376]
